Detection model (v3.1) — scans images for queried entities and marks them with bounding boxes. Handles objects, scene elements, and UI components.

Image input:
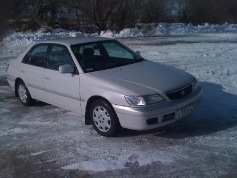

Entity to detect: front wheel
[90,99,121,137]
[17,80,35,106]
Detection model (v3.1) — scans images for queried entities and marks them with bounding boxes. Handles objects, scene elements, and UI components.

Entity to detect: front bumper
[113,86,203,130]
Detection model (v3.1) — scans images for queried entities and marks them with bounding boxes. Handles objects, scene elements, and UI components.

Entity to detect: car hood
[91,61,194,95]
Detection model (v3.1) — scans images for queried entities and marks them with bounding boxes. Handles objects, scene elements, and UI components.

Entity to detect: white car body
[7,37,202,136]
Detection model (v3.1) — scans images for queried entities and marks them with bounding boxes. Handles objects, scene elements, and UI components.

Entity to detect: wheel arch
[15,78,23,97]
[85,95,115,125]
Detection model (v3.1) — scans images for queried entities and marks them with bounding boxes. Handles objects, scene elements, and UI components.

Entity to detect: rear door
[19,44,48,101]
[44,44,81,113]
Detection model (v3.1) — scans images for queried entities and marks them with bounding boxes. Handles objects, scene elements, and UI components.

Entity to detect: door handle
[45,76,51,80]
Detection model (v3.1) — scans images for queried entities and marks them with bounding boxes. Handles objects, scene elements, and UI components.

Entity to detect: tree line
[5,0,237,32]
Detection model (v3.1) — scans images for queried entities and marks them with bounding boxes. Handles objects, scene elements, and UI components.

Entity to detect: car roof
[37,37,113,46]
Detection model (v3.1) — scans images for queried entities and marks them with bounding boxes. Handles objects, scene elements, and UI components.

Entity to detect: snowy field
[0,25,237,177]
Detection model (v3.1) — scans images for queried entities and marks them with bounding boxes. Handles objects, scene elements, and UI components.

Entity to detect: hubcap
[18,84,28,103]
[93,106,111,132]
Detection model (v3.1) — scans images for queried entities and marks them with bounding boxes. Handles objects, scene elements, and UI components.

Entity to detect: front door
[44,44,81,113]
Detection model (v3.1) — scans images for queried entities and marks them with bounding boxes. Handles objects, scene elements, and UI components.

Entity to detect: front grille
[166,84,192,100]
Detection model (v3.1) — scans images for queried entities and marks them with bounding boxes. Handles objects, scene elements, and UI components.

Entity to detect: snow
[0,23,236,78]
[128,35,237,95]
[62,150,175,172]
[0,24,237,177]
[101,28,144,38]
[100,23,237,38]
[31,150,50,156]
[0,128,29,137]
[151,23,237,36]
[0,61,8,76]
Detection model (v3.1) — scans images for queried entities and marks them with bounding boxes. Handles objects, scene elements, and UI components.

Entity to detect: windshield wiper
[134,58,145,62]
[104,59,145,70]
[107,62,129,69]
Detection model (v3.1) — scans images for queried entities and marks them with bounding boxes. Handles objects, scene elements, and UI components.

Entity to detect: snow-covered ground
[123,33,237,95]
[0,24,237,177]
[1,23,237,62]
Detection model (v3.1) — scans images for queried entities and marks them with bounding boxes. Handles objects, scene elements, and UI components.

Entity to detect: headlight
[192,78,198,90]
[125,94,165,106]
[144,94,165,105]
[124,96,146,106]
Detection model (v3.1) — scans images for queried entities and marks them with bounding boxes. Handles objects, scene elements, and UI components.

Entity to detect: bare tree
[111,0,138,30]
[226,0,237,23]
[73,0,116,31]
[5,0,237,33]
[139,0,168,23]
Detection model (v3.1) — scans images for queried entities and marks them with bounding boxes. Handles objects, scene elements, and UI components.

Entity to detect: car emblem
[181,91,186,95]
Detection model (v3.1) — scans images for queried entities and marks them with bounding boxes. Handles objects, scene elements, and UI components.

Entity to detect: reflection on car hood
[92,61,194,95]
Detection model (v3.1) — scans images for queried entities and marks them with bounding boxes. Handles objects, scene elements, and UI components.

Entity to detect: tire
[16,80,35,106]
[90,99,121,137]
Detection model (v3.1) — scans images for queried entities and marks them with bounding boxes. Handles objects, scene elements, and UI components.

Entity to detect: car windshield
[71,40,144,72]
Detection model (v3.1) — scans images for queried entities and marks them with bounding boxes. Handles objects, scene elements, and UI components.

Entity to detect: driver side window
[47,45,75,71]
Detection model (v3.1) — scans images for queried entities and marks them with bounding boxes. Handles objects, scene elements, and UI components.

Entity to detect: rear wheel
[90,99,121,137]
[17,80,35,106]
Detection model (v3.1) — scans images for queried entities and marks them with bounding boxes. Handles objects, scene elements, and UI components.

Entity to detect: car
[7,37,202,137]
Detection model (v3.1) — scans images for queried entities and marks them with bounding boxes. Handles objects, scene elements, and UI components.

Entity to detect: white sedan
[7,37,202,136]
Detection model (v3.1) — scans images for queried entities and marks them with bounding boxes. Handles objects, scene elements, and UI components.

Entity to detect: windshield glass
[71,40,144,72]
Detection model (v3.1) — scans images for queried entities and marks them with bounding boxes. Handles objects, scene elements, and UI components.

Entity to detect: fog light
[147,117,158,125]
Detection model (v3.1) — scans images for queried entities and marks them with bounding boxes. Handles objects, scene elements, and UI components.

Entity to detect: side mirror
[136,51,141,55]
[59,64,74,73]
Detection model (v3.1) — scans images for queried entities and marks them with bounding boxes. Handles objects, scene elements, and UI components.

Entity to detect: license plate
[175,104,195,119]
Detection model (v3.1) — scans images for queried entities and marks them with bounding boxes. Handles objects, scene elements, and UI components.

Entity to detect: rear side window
[22,45,48,68]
